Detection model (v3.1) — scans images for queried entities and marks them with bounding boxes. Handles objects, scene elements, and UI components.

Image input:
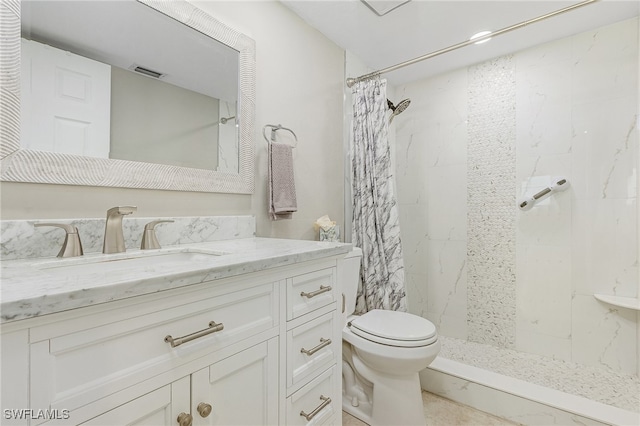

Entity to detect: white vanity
[1,219,349,426]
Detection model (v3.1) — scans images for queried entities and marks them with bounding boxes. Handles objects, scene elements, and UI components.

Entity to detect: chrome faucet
[103,206,137,254]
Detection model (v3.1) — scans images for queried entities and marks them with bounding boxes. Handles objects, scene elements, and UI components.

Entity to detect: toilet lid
[349,309,437,344]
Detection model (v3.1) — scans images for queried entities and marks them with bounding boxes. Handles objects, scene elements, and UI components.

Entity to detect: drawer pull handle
[300,285,332,299]
[165,321,224,348]
[300,338,332,356]
[177,412,193,426]
[300,395,331,421]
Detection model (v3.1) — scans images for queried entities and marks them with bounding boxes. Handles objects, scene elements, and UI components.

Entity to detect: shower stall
[346,13,639,426]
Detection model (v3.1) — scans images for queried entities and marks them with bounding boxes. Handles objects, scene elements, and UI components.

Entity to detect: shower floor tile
[342,391,519,425]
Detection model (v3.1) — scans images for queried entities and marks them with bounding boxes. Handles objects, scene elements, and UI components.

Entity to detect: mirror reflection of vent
[133,65,164,79]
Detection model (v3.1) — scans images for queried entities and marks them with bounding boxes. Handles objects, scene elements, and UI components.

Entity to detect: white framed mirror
[0,0,255,194]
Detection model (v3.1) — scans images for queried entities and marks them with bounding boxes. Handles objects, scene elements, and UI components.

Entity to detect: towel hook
[263,124,298,147]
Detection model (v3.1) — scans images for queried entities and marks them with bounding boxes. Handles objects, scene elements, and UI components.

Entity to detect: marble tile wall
[1,215,256,260]
[516,17,639,374]
[395,68,469,340]
[395,16,639,395]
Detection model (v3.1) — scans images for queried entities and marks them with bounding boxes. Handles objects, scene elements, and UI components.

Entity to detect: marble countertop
[1,238,352,323]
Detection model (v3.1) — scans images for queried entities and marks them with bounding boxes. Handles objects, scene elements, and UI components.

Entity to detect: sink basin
[35,248,227,278]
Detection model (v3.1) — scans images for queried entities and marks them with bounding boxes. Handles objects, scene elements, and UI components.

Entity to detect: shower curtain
[351,78,407,313]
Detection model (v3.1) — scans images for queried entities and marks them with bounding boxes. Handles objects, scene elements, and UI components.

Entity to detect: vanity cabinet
[27,277,278,426]
[0,255,343,426]
[283,265,342,426]
[83,339,278,426]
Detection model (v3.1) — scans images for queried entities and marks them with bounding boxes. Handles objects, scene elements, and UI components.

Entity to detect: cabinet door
[191,339,278,426]
[1,330,29,426]
[80,376,190,426]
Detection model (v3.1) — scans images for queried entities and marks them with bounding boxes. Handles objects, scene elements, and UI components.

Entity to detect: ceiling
[281,0,640,86]
[21,1,239,102]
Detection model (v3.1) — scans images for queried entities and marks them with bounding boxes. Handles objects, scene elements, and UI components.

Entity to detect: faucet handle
[35,223,84,258]
[141,220,174,250]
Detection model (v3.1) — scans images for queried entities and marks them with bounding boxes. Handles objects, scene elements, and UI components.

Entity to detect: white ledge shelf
[593,294,640,311]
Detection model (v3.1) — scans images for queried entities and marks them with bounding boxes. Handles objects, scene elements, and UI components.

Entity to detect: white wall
[394,17,639,409]
[1,1,345,242]
[110,66,219,170]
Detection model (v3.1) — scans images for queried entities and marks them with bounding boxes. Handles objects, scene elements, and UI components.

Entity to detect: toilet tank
[340,247,362,317]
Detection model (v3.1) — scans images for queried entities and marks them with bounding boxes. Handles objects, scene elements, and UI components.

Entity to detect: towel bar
[263,124,298,146]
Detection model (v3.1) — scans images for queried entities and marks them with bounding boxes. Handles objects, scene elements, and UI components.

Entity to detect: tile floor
[342,391,519,425]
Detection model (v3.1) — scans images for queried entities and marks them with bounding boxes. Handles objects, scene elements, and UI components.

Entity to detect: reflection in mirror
[0,0,255,193]
[20,0,239,172]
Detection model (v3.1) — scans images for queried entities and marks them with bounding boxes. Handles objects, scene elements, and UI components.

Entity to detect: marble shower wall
[395,16,639,377]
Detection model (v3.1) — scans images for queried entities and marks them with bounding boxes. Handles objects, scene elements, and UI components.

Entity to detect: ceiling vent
[361,0,411,16]
[131,65,165,79]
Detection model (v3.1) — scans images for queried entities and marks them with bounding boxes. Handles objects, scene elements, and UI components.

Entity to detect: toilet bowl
[340,248,440,425]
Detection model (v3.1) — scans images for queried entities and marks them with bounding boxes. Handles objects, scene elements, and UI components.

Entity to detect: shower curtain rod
[346,0,599,87]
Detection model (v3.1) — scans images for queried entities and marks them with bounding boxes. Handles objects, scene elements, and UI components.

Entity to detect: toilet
[341,248,440,425]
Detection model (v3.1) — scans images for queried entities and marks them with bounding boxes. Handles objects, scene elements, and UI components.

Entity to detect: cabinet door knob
[197,402,213,418]
[177,412,193,426]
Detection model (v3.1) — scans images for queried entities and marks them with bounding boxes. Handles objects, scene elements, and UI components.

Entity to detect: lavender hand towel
[269,142,297,220]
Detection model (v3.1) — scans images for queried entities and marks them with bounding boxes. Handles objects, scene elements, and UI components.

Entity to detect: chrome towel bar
[263,124,298,146]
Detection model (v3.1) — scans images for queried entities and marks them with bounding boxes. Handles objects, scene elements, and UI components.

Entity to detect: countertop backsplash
[1,215,256,260]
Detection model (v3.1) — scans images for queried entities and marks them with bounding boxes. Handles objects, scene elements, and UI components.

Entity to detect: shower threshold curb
[423,357,639,426]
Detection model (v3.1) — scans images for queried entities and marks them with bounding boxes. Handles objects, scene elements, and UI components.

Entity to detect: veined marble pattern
[438,335,640,413]
[1,237,351,322]
[395,69,469,339]
[0,215,256,260]
[466,55,517,348]
[514,16,639,375]
[392,16,639,413]
[351,78,407,313]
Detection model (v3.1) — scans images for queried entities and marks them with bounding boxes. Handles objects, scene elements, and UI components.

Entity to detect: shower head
[387,98,411,123]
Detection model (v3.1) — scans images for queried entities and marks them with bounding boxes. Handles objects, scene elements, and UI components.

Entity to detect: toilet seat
[348,309,437,348]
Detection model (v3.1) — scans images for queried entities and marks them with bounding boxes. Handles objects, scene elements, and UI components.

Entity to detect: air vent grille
[133,65,164,79]
[361,0,411,16]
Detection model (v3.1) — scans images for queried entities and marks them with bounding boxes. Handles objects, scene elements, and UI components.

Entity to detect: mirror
[0,0,256,194]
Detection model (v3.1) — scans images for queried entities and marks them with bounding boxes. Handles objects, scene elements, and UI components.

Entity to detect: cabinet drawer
[30,281,278,419]
[287,311,338,393]
[287,268,336,320]
[286,365,338,426]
